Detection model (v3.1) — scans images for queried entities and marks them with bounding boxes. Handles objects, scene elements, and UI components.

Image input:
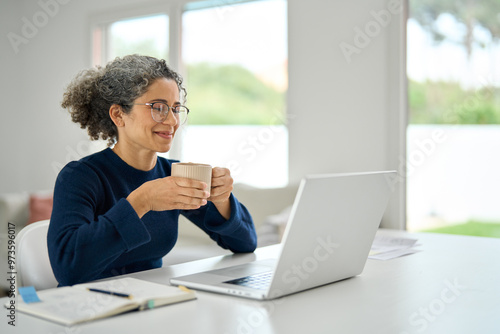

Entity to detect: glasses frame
[128,102,190,124]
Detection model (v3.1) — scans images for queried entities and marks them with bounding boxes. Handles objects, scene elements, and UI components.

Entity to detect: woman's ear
[109,104,125,127]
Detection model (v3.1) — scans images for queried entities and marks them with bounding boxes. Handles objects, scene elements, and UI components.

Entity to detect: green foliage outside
[184,63,286,125]
[409,80,500,124]
[109,34,286,125]
[409,0,500,125]
[422,221,500,238]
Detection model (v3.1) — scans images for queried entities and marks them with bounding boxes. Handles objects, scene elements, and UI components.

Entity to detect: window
[180,0,288,187]
[407,1,500,236]
[108,15,168,61]
[91,0,289,188]
[92,13,169,67]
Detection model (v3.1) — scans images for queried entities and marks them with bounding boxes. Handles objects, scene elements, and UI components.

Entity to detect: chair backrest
[17,219,58,290]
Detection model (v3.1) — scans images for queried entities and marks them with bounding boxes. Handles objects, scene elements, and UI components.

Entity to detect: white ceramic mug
[171,162,212,190]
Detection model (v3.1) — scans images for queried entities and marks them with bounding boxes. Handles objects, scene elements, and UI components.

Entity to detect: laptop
[170,171,396,300]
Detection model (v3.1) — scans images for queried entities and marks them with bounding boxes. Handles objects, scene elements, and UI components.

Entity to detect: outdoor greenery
[423,221,500,238]
[184,63,286,125]
[409,80,500,124]
[111,37,286,126]
[409,1,500,125]
[111,4,500,127]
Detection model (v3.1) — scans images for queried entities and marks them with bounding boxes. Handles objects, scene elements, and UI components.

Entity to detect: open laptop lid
[264,171,396,299]
[170,171,396,300]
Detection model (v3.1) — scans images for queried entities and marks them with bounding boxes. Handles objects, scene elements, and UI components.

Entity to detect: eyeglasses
[129,102,189,125]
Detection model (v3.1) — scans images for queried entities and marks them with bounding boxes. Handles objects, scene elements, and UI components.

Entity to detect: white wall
[0,0,144,193]
[287,0,407,228]
[0,0,406,228]
[1,1,24,190]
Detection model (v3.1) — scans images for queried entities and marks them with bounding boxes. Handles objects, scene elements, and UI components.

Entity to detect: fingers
[146,168,233,212]
[170,177,209,208]
[142,177,212,212]
[172,176,209,191]
[210,167,233,203]
[173,199,207,210]
[172,176,209,194]
[211,167,232,187]
[211,167,227,178]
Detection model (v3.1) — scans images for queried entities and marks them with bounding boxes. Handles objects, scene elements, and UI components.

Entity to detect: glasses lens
[151,102,167,122]
[174,106,189,125]
[150,103,188,124]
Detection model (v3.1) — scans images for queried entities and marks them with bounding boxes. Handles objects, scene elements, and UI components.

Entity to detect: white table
[2,229,500,334]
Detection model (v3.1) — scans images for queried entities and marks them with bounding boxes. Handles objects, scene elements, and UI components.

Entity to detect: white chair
[17,219,58,290]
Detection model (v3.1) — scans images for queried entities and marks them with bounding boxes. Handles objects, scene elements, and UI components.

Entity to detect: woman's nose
[162,110,178,126]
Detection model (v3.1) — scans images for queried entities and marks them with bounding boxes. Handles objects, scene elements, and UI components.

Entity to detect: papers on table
[369,235,421,260]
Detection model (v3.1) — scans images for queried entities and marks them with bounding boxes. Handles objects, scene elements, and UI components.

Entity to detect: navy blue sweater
[47,148,257,286]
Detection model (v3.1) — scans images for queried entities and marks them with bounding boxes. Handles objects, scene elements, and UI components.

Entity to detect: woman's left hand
[209,167,233,219]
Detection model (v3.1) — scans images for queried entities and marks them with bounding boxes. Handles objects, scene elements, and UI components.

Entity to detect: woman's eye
[152,103,164,112]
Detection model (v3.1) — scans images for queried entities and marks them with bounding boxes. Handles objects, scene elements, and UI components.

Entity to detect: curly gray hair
[61,54,186,146]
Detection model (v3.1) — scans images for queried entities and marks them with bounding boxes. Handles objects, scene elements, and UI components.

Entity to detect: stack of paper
[369,235,420,260]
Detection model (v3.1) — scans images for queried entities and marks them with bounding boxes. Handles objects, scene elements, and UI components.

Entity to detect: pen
[87,288,133,299]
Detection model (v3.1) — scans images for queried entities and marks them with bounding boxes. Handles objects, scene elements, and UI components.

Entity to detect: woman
[47,55,257,286]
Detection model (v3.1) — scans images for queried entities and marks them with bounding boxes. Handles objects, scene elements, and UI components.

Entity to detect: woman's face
[118,78,181,154]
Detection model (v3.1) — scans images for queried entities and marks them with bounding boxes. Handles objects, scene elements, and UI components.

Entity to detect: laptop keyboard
[224,271,273,290]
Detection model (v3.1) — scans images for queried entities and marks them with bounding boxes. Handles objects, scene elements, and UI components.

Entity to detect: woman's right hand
[126,177,210,218]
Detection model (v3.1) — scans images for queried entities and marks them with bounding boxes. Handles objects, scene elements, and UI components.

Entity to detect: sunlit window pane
[181,0,288,188]
[108,14,168,61]
[407,1,500,235]
[182,0,287,125]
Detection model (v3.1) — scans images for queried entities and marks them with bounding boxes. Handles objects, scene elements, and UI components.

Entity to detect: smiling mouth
[155,131,173,139]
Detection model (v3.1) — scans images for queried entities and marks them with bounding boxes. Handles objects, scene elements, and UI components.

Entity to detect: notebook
[10,277,196,325]
[170,171,396,300]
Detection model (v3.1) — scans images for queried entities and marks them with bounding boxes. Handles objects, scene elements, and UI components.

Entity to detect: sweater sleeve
[181,193,257,253]
[47,162,151,286]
